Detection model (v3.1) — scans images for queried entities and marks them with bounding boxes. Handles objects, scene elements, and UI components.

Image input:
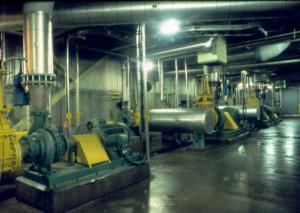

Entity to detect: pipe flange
[22,74,56,87]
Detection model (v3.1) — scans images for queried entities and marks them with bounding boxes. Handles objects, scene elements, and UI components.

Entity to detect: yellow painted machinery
[195,75,240,131]
[195,75,250,144]
[16,119,148,212]
[246,88,281,128]
[0,69,26,176]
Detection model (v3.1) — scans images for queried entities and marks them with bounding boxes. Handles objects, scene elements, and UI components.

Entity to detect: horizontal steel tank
[149,108,215,134]
[218,105,261,121]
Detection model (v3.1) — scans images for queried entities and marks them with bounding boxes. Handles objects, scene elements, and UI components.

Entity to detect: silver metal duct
[23,11,54,112]
[23,2,55,133]
[256,41,291,62]
[150,37,214,60]
[185,23,262,32]
[149,108,215,134]
[164,58,300,76]
[1,1,300,30]
[228,40,291,63]
[225,58,300,71]
[218,105,261,121]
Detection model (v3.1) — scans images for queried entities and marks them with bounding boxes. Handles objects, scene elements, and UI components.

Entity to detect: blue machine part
[13,72,29,106]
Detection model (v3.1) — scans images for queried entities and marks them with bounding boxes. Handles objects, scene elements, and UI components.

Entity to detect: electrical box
[197,36,227,65]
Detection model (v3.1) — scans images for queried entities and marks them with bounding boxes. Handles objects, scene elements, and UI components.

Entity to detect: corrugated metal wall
[52,56,123,130]
[148,76,195,108]
[80,56,122,92]
[2,33,124,130]
[282,86,300,115]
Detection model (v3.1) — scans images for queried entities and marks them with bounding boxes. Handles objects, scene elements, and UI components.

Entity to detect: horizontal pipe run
[1,1,300,30]
[164,58,300,76]
[149,108,215,134]
[218,105,261,121]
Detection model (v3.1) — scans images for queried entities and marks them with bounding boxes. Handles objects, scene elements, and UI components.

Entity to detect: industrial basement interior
[0,1,300,212]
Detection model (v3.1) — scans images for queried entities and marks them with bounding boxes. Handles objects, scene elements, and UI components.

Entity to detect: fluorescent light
[160,19,181,35]
[143,60,154,72]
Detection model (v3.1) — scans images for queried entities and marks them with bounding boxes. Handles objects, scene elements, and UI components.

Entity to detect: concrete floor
[1,118,300,212]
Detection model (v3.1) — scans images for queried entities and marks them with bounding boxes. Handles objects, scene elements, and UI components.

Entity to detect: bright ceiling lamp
[160,19,181,36]
[143,60,154,72]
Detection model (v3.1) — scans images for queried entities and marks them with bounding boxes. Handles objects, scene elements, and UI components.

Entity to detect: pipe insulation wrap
[0,1,300,30]
[218,105,261,121]
[149,108,215,134]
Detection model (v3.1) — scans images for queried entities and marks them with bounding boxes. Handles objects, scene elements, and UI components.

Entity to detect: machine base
[205,128,251,144]
[15,164,150,212]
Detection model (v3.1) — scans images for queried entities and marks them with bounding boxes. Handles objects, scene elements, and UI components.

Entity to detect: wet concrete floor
[1,118,300,212]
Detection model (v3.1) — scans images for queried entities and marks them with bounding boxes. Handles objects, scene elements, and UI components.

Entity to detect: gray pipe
[149,108,215,134]
[1,1,300,30]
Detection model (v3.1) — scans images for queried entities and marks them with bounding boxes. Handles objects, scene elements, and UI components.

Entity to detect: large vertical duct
[23,2,55,133]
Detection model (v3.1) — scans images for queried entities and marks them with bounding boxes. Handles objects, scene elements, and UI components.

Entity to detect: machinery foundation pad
[15,164,150,212]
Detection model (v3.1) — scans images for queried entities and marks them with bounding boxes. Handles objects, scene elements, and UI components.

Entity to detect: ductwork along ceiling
[1,1,300,82]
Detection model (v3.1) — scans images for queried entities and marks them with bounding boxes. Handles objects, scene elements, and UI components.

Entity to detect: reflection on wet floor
[1,118,300,213]
[70,118,300,213]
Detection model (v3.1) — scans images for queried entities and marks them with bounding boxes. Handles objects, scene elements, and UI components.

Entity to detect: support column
[136,24,150,163]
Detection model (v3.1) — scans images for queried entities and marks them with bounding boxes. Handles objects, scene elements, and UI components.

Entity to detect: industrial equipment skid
[16,161,150,212]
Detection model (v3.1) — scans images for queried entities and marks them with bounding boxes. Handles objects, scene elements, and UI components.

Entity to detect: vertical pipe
[65,37,71,134]
[174,58,179,108]
[0,33,5,110]
[75,44,80,129]
[184,58,189,108]
[122,58,127,103]
[48,20,53,117]
[136,28,141,111]
[157,59,161,100]
[136,24,150,163]
[159,60,165,102]
[1,32,6,68]
[126,55,131,109]
[141,24,150,163]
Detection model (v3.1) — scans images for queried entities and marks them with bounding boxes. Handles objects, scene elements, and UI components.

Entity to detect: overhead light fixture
[143,60,154,72]
[160,19,181,36]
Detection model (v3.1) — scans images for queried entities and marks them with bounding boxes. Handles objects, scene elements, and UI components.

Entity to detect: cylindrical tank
[149,108,215,134]
[23,3,55,114]
[218,105,261,121]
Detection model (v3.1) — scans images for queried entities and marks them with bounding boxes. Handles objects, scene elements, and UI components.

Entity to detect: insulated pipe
[218,105,261,121]
[3,1,300,30]
[23,2,55,133]
[23,11,53,112]
[126,56,131,110]
[75,45,80,129]
[174,58,179,108]
[149,108,215,134]
[160,60,164,102]
[225,58,300,71]
[184,59,189,108]
[164,58,300,76]
[65,36,71,134]
[150,37,214,60]
[136,24,150,163]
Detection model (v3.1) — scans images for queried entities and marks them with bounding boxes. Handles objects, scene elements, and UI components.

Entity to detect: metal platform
[15,163,150,212]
